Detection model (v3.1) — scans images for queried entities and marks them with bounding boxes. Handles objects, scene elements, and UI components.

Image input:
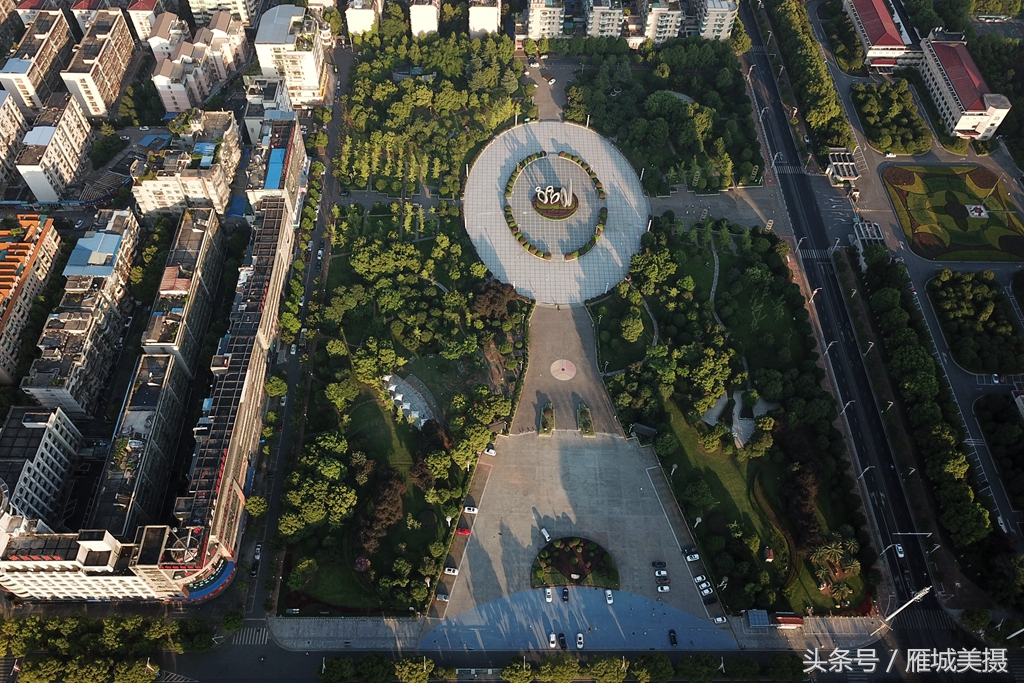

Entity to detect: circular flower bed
[530,537,619,588]
[532,192,579,219]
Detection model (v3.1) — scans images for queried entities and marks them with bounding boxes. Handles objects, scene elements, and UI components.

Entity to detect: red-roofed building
[127,0,163,40]
[921,29,1011,141]
[843,0,909,69]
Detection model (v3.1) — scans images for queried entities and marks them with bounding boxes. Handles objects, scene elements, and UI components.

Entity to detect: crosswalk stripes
[155,672,200,683]
[799,249,830,259]
[774,164,804,174]
[891,608,956,632]
[232,626,269,645]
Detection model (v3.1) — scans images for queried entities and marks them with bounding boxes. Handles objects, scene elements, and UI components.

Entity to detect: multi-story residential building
[842,0,908,70]
[409,0,438,36]
[0,406,81,530]
[195,11,247,81]
[585,0,622,37]
[345,0,382,36]
[15,0,56,28]
[0,0,24,50]
[527,0,564,39]
[0,215,60,385]
[70,0,110,34]
[0,197,293,602]
[141,209,223,375]
[0,92,29,188]
[152,53,208,114]
[639,0,681,44]
[0,9,76,114]
[255,4,328,107]
[132,110,241,216]
[15,93,91,203]
[89,354,187,539]
[147,11,190,61]
[696,0,735,40]
[920,29,1011,141]
[61,8,134,118]
[126,0,162,41]
[20,209,139,419]
[188,0,258,27]
[242,76,293,144]
[244,118,307,221]
[468,0,500,37]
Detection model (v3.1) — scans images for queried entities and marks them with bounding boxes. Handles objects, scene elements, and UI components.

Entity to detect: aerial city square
[0,0,1020,678]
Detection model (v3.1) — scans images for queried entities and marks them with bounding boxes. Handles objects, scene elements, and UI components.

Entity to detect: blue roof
[227,196,249,217]
[266,148,286,190]
[63,232,124,277]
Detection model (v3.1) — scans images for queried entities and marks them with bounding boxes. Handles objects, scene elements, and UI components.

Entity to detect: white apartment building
[0,92,29,188]
[61,9,135,118]
[409,0,439,36]
[346,0,382,36]
[527,0,564,39]
[147,12,191,61]
[21,210,139,419]
[0,9,76,114]
[196,11,247,81]
[126,0,162,40]
[243,76,294,144]
[0,216,60,385]
[244,118,308,220]
[133,111,242,216]
[15,93,91,203]
[14,0,56,29]
[469,0,500,37]
[920,29,1011,141]
[585,0,622,37]
[697,0,735,40]
[640,0,681,44]
[0,407,81,530]
[70,0,110,34]
[255,4,328,107]
[187,0,258,26]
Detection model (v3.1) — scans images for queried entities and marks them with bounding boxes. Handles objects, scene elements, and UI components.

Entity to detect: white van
[540,528,552,543]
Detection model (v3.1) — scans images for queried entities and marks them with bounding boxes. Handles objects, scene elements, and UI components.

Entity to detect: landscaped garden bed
[531,537,619,588]
[531,192,579,219]
[577,403,594,436]
[540,402,554,435]
[882,165,1024,261]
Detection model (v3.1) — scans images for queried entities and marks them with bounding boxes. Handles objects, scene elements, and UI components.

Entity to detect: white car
[444,566,459,575]
[74,220,85,229]
[280,395,287,407]
[885,152,897,158]
[540,528,552,543]
[463,506,478,515]
[697,581,711,591]
[895,544,905,558]
[436,593,450,602]
[139,126,150,131]
[548,633,557,648]
[605,589,613,604]
[484,445,496,456]
[545,587,552,603]
[547,78,556,85]
[700,587,714,596]
[693,575,707,583]
[685,553,700,562]
[655,570,668,577]
[317,249,323,260]
[540,54,549,59]
[576,633,584,649]
[657,585,670,593]
[714,616,727,624]
[290,344,297,355]
[254,544,262,562]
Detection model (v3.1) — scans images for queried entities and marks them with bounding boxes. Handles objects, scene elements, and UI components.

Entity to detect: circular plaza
[463,121,650,304]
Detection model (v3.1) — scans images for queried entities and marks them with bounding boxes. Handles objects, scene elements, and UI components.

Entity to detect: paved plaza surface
[510,158,602,256]
[463,121,650,304]
[509,305,618,437]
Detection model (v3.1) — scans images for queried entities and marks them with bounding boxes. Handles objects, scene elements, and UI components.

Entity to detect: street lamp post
[840,400,855,416]
[796,236,806,252]
[857,464,874,479]
[864,341,874,357]
[809,287,821,302]
[884,400,894,412]
[766,30,772,44]
[824,340,837,357]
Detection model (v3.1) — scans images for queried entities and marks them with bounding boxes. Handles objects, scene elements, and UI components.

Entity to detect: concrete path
[510,305,619,437]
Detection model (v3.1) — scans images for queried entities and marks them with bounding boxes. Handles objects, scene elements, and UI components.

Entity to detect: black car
[702,596,718,606]
[668,630,677,646]
[651,561,667,569]
[340,190,352,197]
[683,546,696,555]
[562,587,569,603]
[249,560,260,578]
[557,633,567,650]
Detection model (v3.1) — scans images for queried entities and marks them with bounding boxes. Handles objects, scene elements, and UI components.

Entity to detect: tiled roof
[850,0,902,47]
[932,41,990,111]
[128,0,159,10]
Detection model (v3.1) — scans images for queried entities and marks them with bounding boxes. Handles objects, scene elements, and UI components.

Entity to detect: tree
[723,656,760,682]
[245,495,268,517]
[730,19,752,54]
[65,657,114,683]
[621,307,645,343]
[631,655,673,683]
[537,654,580,683]
[586,656,628,683]
[653,433,679,457]
[112,660,159,683]
[222,611,244,632]
[395,657,434,683]
[265,375,288,397]
[501,659,535,683]
[358,653,396,683]
[765,653,805,682]
[675,654,717,683]
[681,480,718,509]
[321,658,356,683]
[961,608,991,632]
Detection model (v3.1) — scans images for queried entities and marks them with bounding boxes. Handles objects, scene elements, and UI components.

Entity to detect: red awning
[872,59,896,65]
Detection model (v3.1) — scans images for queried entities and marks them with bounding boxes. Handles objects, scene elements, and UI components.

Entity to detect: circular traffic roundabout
[463,121,650,305]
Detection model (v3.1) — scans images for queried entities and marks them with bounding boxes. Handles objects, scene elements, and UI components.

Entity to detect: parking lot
[421,432,738,651]
[523,56,581,121]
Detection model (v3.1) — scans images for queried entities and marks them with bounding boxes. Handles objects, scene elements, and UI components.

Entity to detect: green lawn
[401,355,476,411]
[882,165,1024,261]
[348,393,416,472]
[588,294,654,372]
[303,544,381,611]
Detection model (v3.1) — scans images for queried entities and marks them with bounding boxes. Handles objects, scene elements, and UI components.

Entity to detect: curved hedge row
[504,205,552,260]
[505,151,547,197]
[565,207,607,260]
[558,150,606,199]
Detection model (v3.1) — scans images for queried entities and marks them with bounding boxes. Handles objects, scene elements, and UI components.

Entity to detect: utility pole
[884,587,932,622]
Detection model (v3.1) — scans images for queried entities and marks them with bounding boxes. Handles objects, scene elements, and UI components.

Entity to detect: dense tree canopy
[852,80,931,154]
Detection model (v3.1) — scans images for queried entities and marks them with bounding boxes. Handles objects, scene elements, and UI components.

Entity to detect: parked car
[562,587,569,603]
[541,528,552,543]
[657,585,670,593]
[456,527,470,536]
[668,630,677,646]
[436,593,450,602]
[484,445,497,456]
[605,589,613,604]
[139,126,150,131]
[700,587,714,596]
[714,616,727,624]
[545,588,552,603]
[885,152,897,158]
[254,544,262,562]
[280,395,287,407]
[463,506,478,515]
[685,553,700,562]
[575,633,584,649]
[656,577,671,586]
[703,596,718,605]
[340,190,351,197]
[693,575,707,583]
[654,570,668,577]
[540,54,549,59]
[548,633,557,648]
[895,544,904,558]
[683,546,697,555]
[120,135,130,141]
[697,581,711,591]
[74,219,84,229]
[443,566,459,575]
[317,249,323,260]
[547,78,556,85]
[249,560,259,577]
[290,344,297,355]
[652,561,667,569]
[557,633,567,650]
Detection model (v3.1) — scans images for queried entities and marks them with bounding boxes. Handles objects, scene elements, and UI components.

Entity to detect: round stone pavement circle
[550,360,576,381]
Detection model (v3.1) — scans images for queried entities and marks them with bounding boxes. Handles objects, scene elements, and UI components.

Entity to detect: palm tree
[840,557,861,577]
[814,566,831,586]
[843,537,860,556]
[812,541,844,566]
[832,582,853,603]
